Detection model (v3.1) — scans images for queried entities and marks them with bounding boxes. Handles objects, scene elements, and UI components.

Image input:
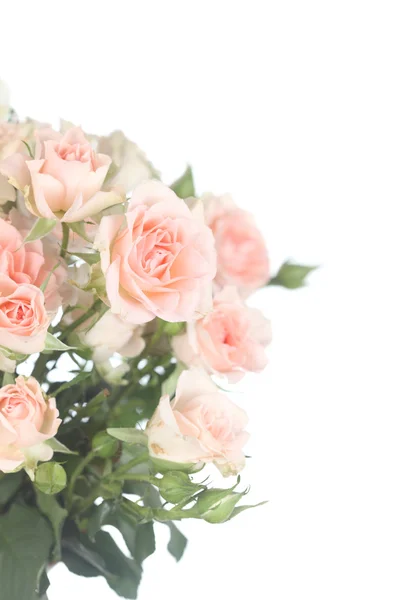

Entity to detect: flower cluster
[0,80,314,600]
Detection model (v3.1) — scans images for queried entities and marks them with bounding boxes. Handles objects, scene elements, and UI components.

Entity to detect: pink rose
[0,376,61,473]
[80,310,145,363]
[0,276,49,354]
[95,181,216,324]
[204,193,270,295]
[0,122,29,203]
[146,368,249,476]
[173,286,271,382]
[0,127,124,222]
[0,216,66,312]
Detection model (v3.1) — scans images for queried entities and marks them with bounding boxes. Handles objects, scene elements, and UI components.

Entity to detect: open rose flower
[204,193,270,295]
[146,368,249,476]
[0,276,49,354]
[0,216,66,312]
[173,286,271,382]
[0,127,124,222]
[80,309,145,363]
[95,181,216,324]
[0,376,61,473]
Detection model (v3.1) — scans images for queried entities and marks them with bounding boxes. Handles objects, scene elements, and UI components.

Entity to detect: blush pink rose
[146,368,249,476]
[204,193,270,295]
[173,286,271,382]
[0,376,61,473]
[80,310,145,363]
[0,216,66,312]
[95,181,216,324]
[0,127,124,222]
[0,276,49,354]
[0,121,31,203]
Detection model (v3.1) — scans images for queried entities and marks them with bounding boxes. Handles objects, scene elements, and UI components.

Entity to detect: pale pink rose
[0,122,30,203]
[95,181,216,324]
[203,193,270,295]
[97,130,159,194]
[80,310,145,363]
[0,376,61,473]
[0,127,123,222]
[173,286,271,382]
[0,216,67,312]
[0,122,23,159]
[0,276,49,354]
[146,368,249,476]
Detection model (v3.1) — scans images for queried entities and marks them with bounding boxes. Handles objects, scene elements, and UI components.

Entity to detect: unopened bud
[157,471,204,504]
[35,462,67,495]
[92,431,119,458]
[196,488,243,523]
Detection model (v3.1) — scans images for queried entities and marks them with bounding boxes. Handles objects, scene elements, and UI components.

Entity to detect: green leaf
[52,371,92,396]
[72,251,101,265]
[2,371,15,386]
[107,428,148,446]
[170,165,195,199]
[23,218,57,244]
[46,438,77,455]
[43,333,75,353]
[62,522,113,579]
[35,490,68,561]
[228,500,268,520]
[165,522,187,561]
[80,390,109,417]
[0,471,24,506]
[268,261,318,289]
[87,501,115,540]
[68,221,93,243]
[118,520,156,565]
[63,524,142,599]
[0,504,53,600]
[37,569,50,599]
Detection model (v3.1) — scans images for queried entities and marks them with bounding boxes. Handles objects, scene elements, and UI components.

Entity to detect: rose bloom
[97,129,159,194]
[203,193,270,295]
[0,126,123,222]
[0,121,29,204]
[0,216,66,312]
[146,368,249,476]
[173,286,271,382]
[0,275,49,354]
[80,309,145,363]
[0,376,61,473]
[95,181,216,324]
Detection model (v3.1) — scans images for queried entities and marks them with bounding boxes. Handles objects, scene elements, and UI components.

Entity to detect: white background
[1,1,400,598]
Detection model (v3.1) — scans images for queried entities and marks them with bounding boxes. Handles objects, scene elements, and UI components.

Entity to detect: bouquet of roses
[0,79,314,600]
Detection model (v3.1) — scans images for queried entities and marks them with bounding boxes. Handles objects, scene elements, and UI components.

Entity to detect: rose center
[55,141,95,167]
[203,408,234,442]
[2,300,30,324]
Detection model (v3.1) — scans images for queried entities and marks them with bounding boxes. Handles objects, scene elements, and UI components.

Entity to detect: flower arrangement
[0,79,315,600]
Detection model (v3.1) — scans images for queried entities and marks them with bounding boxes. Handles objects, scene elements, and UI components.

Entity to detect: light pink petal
[0,152,31,190]
[173,368,217,410]
[62,190,124,223]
